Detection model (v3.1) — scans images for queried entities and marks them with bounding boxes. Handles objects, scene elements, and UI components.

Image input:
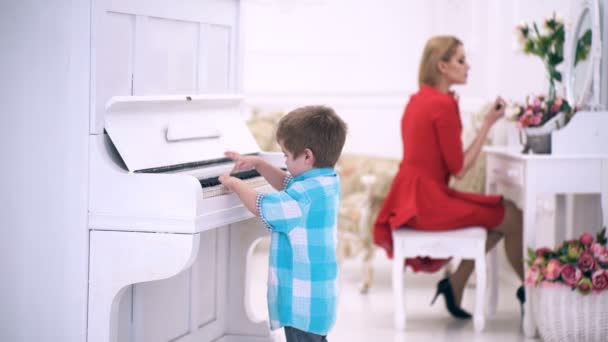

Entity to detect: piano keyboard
[199,169,268,198]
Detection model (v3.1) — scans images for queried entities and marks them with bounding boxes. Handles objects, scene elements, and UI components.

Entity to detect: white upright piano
[485,0,608,337]
[88,95,282,342]
[87,1,281,341]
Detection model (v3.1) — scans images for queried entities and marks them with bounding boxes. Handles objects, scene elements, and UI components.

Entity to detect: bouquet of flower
[526,228,608,294]
[515,13,565,101]
[514,12,591,103]
[506,94,573,128]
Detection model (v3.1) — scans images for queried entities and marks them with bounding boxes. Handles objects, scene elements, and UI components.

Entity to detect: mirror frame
[565,0,603,110]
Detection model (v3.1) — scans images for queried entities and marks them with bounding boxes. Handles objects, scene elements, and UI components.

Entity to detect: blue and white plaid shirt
[256,167,340,336]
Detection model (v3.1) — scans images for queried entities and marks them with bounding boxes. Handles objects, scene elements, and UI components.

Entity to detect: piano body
[88,95,282,342]
[87,1,281,341]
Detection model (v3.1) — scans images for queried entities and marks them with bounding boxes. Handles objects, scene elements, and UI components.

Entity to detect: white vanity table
[484,0,608,337]
[484,147,608,335]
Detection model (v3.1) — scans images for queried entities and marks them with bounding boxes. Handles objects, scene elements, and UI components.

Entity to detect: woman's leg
[497,200,524,280]
[448,200,523,305]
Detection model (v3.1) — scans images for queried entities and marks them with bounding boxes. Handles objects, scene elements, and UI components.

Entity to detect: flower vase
[521,112,566,154]
[531,286,608,342]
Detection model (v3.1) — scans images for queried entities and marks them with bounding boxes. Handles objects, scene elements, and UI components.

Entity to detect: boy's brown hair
[276,105,347,168]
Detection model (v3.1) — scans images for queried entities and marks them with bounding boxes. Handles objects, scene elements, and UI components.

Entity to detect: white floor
[248,246,538,342]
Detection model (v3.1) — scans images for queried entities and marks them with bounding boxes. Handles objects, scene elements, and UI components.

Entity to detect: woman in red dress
[374,36,524,319]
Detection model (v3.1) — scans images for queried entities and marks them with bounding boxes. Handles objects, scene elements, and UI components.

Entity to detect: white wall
[0,1,90,341]
[241,0,596,285]
[242,0,574,158]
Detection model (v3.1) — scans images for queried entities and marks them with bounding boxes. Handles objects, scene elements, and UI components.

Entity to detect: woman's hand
[456,97,505,179]
[224,151,260,173]
[484,97,506,127]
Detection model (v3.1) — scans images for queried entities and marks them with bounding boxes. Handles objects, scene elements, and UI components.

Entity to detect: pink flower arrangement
[526,228,608,294]
[506,94,574,128]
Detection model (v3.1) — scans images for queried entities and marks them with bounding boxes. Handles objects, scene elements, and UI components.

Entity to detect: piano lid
[105,94,261,172]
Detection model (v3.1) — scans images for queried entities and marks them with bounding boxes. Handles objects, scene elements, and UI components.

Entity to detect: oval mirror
[569,9,592,107]
[566,0,600,110]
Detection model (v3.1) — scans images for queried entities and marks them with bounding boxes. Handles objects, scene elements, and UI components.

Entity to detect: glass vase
[520,112,566,154]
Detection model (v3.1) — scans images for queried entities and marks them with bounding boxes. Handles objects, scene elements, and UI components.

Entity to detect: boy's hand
[218,173,258,215]
[218,174,237,191]
[225,151,260,173]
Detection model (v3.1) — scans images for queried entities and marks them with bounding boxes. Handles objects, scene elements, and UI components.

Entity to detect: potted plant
[506,94,574,154]
[526,228,608,342]
[509,13,591,153]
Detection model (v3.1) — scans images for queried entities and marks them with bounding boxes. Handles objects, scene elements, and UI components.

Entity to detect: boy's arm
[225,151,288,190]
[254,158,288,190]
[218,176,259,215]
[220,173,303,234]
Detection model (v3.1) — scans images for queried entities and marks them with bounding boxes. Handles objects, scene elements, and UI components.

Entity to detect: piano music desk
[484,146,608,338]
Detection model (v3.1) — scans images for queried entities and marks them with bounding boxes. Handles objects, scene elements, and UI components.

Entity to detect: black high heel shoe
[516,285,525,315]
[431,278,472,319]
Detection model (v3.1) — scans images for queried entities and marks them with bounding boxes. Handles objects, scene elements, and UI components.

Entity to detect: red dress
[373,85,505,272]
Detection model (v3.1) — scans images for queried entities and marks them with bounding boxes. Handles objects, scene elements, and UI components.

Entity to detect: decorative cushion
[247,108,283,152]
[450,101,494,194]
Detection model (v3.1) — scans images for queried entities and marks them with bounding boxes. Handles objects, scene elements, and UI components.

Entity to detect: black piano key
[199,169,262,188]
[135,153,260,174]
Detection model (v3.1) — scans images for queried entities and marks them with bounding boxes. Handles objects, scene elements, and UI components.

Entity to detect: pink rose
[592,270,608,291]
[550,104,560,113]
[543,259,562,281]
[567,245,582,260]
[525,266,543,285]
[596,250,608,266]
[579,232,594,247]
[590,243,606,256]
[578,252,595,272]
[578,277,593,294]
[554,97,563,106]
[533,256,546,267]
[560,264,582,287]
[536,246,552,257]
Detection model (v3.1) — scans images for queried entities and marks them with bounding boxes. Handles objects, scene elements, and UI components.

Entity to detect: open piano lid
[105,94,261,172]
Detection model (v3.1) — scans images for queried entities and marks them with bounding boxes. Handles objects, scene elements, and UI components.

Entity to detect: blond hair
[276,105,347,168]
[418,36,463,88]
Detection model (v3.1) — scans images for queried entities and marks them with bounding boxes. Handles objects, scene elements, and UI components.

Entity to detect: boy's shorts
[284,326,327,342]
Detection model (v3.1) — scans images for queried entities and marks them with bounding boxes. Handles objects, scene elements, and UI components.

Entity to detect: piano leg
[87,231,200,342]
[224,218,274,340]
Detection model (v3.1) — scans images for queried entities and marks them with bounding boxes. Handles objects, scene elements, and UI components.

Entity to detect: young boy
[218,105,347,342]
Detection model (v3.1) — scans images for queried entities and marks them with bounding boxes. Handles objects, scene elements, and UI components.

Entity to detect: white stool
[391,227,498,332]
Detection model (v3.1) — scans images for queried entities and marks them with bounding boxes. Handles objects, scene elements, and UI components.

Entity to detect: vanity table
[484,146,608,335]
[485,0,608,337]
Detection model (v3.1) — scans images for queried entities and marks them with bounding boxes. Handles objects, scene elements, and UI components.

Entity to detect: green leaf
[548,53,563,66]
[554,72,562,82]
[581,29,592,44]
[524,40,535,54]
[597,227,607,246]
[533,22,541,37]
[526,247,537,265]
[575,29,593,66]
[554,25,565,41]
